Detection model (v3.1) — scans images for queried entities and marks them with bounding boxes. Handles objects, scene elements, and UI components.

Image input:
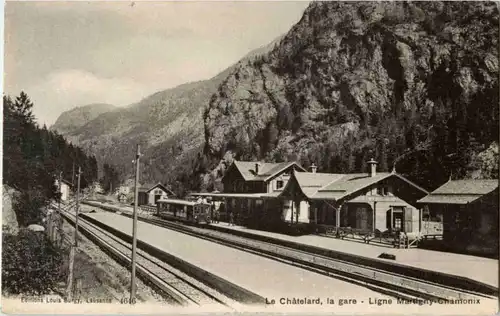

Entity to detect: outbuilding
[417,179,498,257]
[138,183,175,206]
[55,179,72,201]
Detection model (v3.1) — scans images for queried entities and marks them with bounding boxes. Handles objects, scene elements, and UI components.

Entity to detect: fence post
[75,278,82,299]
[66,246,75,301]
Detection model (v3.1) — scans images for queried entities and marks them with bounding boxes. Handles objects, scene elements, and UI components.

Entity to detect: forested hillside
[50,103,116,135]
[202,1,499,191]
[52,38,282,195]
[3,92,99,226]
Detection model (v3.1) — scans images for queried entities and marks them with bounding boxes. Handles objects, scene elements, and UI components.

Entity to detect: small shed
[418,179,498,257]
[55,179,72,201]
[138,183,175,206]
[117,193,128,204]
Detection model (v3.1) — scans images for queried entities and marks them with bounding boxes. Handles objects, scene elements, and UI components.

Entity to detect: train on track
[156,198,212,225]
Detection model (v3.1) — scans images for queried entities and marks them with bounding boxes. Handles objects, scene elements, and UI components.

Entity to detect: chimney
[255,162,261,175]
[367,158,377,177]
[310,163,317,173]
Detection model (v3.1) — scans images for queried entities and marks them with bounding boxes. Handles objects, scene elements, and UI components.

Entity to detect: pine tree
[3,92,99,225]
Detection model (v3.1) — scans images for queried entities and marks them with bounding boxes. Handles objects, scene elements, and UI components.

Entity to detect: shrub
[2,230,65,295]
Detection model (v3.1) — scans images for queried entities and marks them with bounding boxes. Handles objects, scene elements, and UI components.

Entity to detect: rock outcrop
[204,1,499,189]
[2,185,20,235]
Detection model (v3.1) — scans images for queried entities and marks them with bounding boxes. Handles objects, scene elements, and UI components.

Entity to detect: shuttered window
[355,207,369,230]
[404,207,413,233]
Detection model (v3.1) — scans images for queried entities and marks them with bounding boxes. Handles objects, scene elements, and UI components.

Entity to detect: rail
[59,208,247,308]
[82,201,498,302]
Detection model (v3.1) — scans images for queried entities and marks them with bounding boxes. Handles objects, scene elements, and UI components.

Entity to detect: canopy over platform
[189,192,265,200]
[157,198,210,206]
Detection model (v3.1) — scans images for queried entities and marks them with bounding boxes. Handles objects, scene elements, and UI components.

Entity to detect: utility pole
[72,163,75,191]
[56,171,63,244]
[66,166,81,301]
[75,166,82,247]
[130,145,141,304]
[59,171,63,211]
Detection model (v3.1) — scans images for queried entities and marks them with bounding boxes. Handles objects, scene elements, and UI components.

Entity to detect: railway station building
[273,159,430,236]
[222,160,307,194]
[219,160,307,226]
[194,159,430,237]
[193,160,305,225]
[417,179,499,257]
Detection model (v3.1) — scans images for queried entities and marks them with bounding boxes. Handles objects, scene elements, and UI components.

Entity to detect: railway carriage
[156,198,211,225]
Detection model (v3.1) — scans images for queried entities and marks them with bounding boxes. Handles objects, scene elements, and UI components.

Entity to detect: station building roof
[417,179,498,205]
[56,179,73,187]
[139,183,175,195]
[228,160,306,182]
[282,170,428,202]
[194,169,428,204]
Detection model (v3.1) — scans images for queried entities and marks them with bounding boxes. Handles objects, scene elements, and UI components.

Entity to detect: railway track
[59,208,240,309]
[139,216,497,302]
[83,201,498,303]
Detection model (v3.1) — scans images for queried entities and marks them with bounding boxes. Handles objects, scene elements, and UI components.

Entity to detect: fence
[140,205,156,213]
[314,224,422,249]
[45,200,85,299]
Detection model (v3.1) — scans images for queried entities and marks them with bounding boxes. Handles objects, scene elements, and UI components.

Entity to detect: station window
[394,218,402,230]
[276,180,284,189]
[377,186,388,196]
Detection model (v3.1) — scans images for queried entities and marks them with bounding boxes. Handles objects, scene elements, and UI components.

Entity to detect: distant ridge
[50,103,116,134]
[51,34,284,192]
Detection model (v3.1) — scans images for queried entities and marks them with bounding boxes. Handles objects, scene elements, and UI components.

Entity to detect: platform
[84,212,387,303]
[208,222,498,288]
[83,201,498,288]
[77,205,498,313]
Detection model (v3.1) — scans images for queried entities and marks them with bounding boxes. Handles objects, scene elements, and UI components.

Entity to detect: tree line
[3,92,99,226]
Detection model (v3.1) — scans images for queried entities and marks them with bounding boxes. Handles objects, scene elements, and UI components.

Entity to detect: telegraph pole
[67,166,81,301]
[56,171,63,243]
[75,166,82,247]
[58,171,63,212]
[130,145,141,303]
[72,163,75,190]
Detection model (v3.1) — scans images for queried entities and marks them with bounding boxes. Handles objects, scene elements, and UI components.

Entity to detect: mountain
[52,38,281,194]
[53,2,499,195]
[50,103,116,134]
[202,1,499,191]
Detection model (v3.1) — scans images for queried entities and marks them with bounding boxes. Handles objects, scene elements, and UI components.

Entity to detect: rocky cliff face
[204,1,499,190]
[51,103,116,134]
[2,185,19,235]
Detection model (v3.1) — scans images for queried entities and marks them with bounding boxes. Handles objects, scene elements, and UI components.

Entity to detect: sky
[4,1,310,126]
